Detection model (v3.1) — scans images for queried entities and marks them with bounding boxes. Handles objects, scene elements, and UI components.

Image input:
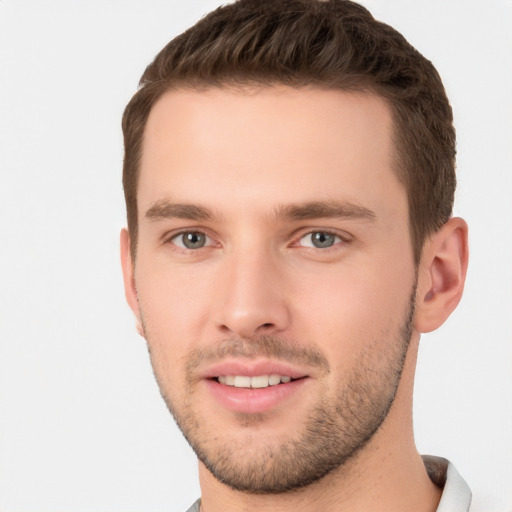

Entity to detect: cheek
[288,260,413,361]
[135,259,214,364]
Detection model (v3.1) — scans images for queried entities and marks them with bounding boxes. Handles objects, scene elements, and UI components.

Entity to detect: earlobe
[120,228,145,337]
[414,217,469,333]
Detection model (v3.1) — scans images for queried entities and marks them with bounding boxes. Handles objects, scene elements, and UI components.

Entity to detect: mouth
[202,362,310,414]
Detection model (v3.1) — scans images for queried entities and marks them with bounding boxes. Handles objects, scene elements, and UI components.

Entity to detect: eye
[171,231,212,250]
[298,231,343,249]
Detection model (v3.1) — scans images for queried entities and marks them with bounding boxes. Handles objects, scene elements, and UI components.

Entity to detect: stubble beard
[145,284,416,495]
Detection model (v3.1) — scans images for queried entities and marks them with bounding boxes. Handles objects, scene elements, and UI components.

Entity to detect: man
[120,1,470,511]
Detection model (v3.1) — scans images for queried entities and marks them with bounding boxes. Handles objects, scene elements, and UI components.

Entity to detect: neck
[197,339,442,512]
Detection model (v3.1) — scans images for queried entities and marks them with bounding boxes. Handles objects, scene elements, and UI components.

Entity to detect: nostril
[261,323,273,328]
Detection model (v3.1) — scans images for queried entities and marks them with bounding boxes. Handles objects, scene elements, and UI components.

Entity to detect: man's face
[126,87,418,492]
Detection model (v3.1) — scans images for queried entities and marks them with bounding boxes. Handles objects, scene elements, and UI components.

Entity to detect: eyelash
[165,229,350,253]
[167,230,216,250]
[294,230,347,250]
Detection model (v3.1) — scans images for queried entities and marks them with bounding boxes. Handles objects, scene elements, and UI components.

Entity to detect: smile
[201,360,311,413]
[217,375,293,388]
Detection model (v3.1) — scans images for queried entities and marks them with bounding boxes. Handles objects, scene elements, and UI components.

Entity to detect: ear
[120,228,145,337]
[414,217,469,333]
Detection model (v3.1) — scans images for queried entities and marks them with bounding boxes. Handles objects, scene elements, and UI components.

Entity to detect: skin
[121,86,468,512]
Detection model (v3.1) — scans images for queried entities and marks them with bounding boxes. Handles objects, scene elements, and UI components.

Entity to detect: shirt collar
[423,455,472,512]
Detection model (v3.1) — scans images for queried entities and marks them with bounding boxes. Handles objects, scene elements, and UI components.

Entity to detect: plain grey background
[1,1,511,511]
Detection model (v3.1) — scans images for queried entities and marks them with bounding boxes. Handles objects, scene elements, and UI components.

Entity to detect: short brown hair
[122,0,456,264]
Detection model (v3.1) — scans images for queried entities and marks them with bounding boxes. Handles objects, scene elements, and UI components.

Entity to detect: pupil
[312,232,334,248]
[184,232,205,249]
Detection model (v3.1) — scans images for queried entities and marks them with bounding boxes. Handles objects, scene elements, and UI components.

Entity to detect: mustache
[185,335,330,374]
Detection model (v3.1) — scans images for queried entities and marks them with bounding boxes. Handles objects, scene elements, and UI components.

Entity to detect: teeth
[217,374,294,388]
[250,375,269,388]
[268,374,281,386]
[233,376,251,388]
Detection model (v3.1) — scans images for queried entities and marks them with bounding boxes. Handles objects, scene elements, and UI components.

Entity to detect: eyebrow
[144,199,376,223]
[275,200,376,222]
[145,200,214,221]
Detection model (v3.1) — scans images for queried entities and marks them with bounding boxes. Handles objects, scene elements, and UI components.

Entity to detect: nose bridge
[215,240,290,337]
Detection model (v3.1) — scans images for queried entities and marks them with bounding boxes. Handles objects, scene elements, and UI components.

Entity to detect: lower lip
[204,378,308,414]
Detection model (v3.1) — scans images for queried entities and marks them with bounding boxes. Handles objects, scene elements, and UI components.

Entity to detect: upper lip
[201,359,309,380]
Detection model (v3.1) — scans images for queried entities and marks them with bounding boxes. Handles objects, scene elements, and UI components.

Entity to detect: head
[120,0,468,496]
[122,0,456,266]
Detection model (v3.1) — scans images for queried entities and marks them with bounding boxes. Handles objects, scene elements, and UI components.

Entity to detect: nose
[214,247,291,338]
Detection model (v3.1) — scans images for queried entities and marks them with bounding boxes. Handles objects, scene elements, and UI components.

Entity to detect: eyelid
[165,228,217,249]
[161,226,351,250]
[293,228,352,248]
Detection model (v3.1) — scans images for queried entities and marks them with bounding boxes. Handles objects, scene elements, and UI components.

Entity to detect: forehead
[138,86,404,220]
